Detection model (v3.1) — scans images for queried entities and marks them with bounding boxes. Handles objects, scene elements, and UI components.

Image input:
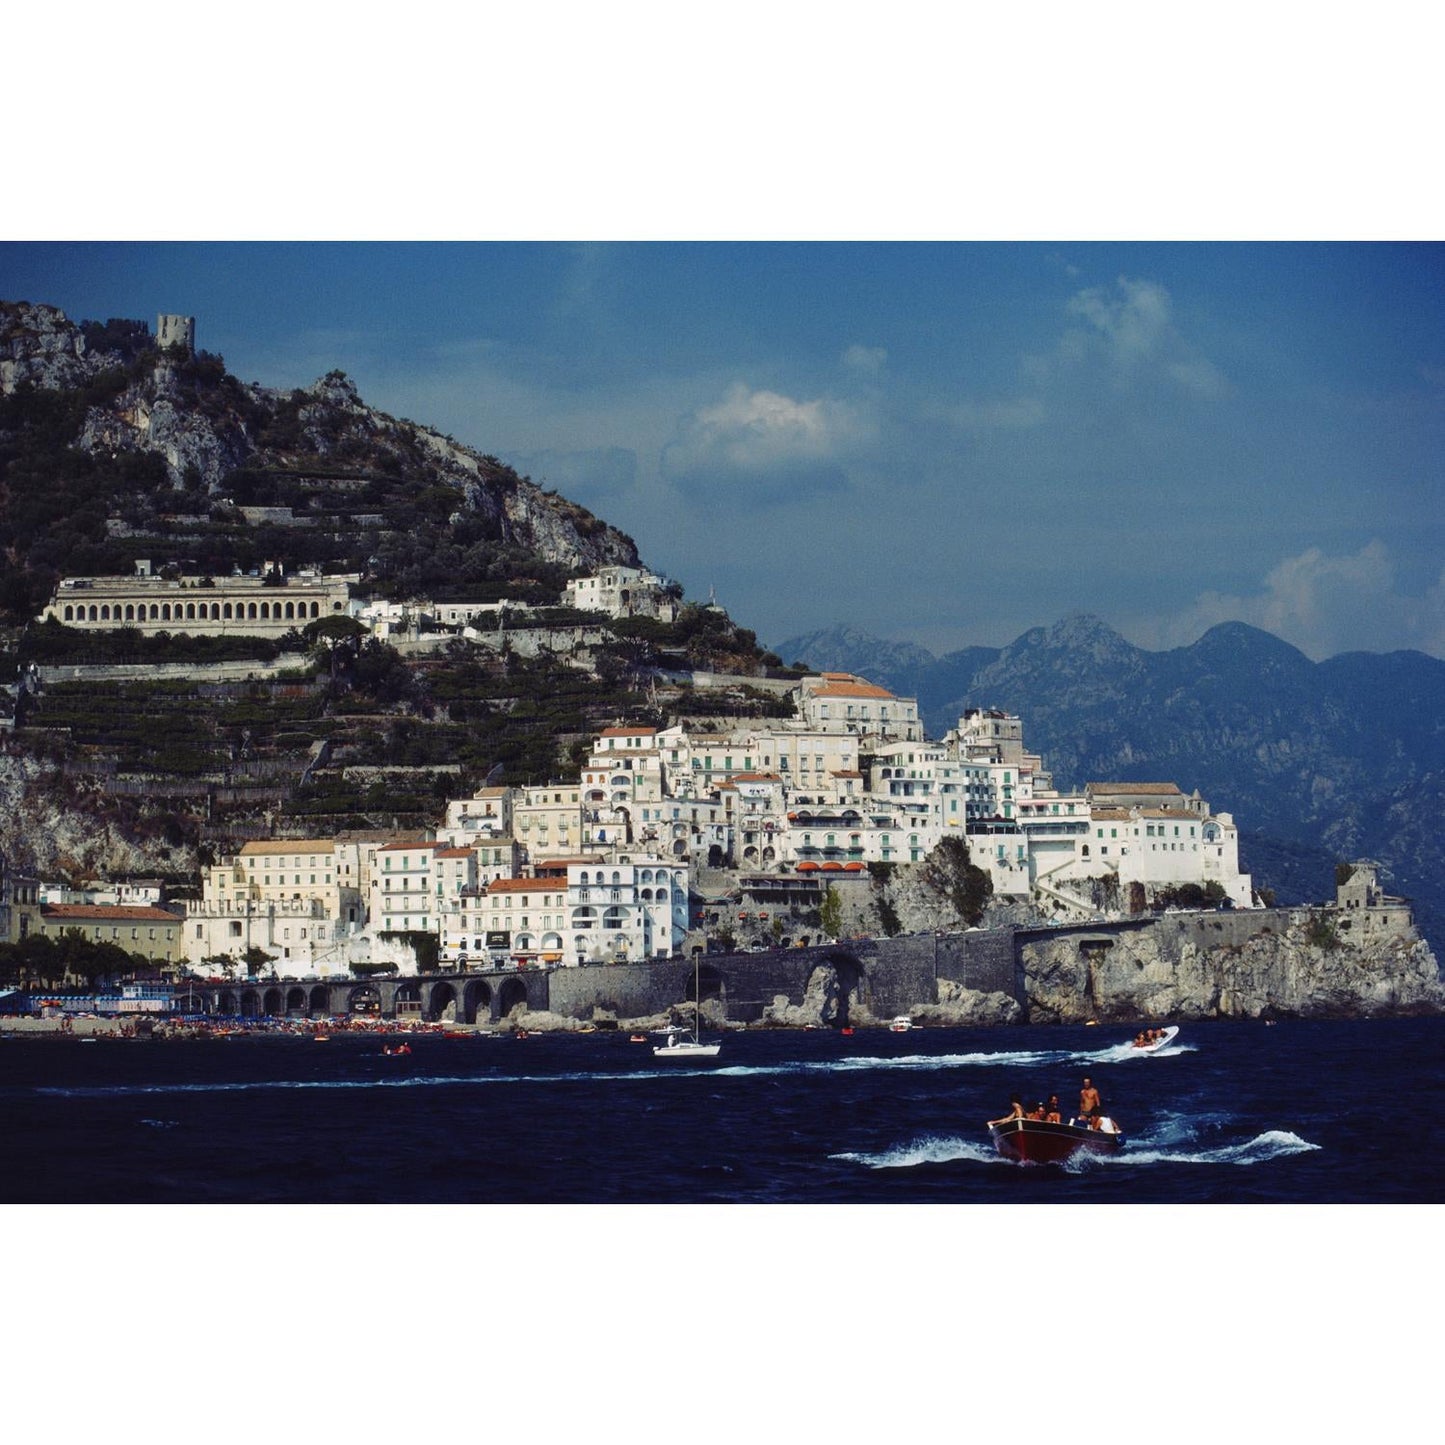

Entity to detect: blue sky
[3,241,1442,659]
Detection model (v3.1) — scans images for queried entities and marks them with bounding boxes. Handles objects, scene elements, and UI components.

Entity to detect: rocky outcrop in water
[1022,910,1445,1022]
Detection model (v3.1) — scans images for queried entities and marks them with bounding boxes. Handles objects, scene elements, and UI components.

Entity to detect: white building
[563,565,678,621]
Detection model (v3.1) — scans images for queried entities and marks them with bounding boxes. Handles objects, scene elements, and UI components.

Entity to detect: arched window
[186,603,196,619]
[150,604,159,619]
[285,602,295,619]
[212,603,221,619]
[63,606,73,621]
[100,605,111,621]
[260,602,270,619]
[125,605,135,620]
[311,602,320,617]
[88,605,98,621]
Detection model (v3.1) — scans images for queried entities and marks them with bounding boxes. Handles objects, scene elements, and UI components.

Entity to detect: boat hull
[988,1118,1123,1164]
[653,1041,721,1059]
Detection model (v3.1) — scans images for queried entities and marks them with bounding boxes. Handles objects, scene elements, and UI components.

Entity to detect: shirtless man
[1078,1076,1102,1125]
[988,1095,1025,1128]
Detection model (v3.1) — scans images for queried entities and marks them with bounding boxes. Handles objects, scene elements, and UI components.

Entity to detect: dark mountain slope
[0,301,640,621]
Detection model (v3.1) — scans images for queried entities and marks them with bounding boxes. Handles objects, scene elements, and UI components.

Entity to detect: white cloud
[1134,542,1445,659]
[1029,275,1231,399]
[660,382,872,504]
[1068,276,1174,362]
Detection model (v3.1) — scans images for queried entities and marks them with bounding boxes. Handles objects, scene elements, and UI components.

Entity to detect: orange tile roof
[811,681,895,700]
[239,840,336,855]
[486,878,552,894]
[600,726,657,737]
[42,904,183,923]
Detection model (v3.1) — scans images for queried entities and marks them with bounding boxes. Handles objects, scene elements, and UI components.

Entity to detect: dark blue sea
[3,1017,1442,1203]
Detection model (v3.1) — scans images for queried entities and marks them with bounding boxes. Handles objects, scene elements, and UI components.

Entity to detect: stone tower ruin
[156,314,196,355]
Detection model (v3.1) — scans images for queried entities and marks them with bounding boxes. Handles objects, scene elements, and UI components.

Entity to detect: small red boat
[988,1116,1124,1164]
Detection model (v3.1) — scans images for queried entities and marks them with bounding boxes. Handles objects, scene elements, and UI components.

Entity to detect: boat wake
[1118,1129,1320,1166]
[832,1134,1001,1169]
[1089,1040,1197,1063]
[27,1043,1187,1098]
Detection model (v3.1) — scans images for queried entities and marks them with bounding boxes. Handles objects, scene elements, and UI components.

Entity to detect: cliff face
[1022,912,1445,1023]
[0,300,641,580]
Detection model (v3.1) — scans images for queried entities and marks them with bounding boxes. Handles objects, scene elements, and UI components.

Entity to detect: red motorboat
[988,1116,1124,1164]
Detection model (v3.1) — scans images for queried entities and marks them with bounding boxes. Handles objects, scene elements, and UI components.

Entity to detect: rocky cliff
[1021,911,1445,1023]
[0,301,642,612]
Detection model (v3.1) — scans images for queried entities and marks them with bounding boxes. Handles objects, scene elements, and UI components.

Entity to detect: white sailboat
[654,955,721,1059]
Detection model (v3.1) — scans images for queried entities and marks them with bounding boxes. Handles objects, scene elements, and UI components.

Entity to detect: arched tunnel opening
[805,954,868,1028]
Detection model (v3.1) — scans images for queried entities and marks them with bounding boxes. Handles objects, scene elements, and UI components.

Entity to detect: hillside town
[2,568,1256,983]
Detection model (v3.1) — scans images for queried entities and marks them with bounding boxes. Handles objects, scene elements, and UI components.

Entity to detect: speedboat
[889,1016,913,1032]
[988,1115,1124,1164]
[1130,1026,1179,1052]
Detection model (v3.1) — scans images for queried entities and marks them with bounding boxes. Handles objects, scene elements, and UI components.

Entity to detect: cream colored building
[39,903,184,965]
[513,784,584,862]
[41,567,356,635]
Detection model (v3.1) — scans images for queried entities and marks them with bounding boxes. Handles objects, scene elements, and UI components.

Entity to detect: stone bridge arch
[804,950,871,1027]
[240,989,261,1018]
[309,985,331,1014]
[348,984,382,1017]
[688,963,725,1005]
[497,976,528,1021]
[262,987,284,1016]
[429,982,458,1023]
[464,979,493,1024]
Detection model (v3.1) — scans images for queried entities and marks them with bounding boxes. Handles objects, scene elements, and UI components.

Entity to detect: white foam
[832,1134,1000,1169]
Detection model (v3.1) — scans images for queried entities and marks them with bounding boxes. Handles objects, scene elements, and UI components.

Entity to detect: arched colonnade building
[40,570,357,636]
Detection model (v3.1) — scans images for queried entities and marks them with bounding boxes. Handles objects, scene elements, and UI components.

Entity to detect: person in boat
[1045,1095,1063,1124]
[1077,1076,1102,1126]
[1025,1100,1048,1121]
[988,1096,1025,1127]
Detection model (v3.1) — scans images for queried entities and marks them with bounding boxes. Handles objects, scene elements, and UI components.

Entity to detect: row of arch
[180,977,530,1024]
[62,599,332,624]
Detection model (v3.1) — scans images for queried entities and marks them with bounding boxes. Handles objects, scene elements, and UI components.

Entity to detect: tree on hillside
[921,836,993,926]
[819,884,843,941]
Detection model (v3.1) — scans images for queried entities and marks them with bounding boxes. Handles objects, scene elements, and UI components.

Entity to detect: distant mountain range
[776,615,1445,954]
